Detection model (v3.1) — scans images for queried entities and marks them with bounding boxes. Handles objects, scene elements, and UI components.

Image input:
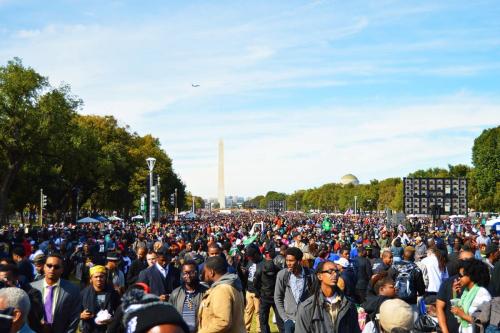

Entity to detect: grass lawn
[249,309,279,333]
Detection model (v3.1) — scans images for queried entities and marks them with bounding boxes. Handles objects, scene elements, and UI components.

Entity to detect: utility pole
[146,157,156,224]
[174,188,178,221]
[157,175,161,219]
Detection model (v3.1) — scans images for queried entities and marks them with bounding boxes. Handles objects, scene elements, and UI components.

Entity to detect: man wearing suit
[31,253,81,333]
[137,247,180,301]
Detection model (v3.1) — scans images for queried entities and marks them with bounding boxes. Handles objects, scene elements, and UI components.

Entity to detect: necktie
[44,285,54,324]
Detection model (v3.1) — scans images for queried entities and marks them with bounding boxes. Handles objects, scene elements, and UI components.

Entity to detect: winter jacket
[197,273,245,333]
[254,259,280,303]
[274,267,315,322]
[355,256,373,291]
[169,284,208,331]
[295,292,360,333]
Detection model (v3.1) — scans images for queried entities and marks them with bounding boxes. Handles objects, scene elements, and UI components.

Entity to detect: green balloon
[322,219,331,231]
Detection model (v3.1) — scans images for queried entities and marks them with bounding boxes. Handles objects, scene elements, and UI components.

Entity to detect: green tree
[472,126,500,211]
[0,58,80,222]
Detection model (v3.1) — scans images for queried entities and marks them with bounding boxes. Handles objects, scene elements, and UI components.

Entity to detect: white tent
[77,217,100,223]
[131,215,144,220]
[486,217,500,226]
[108,216,123,221]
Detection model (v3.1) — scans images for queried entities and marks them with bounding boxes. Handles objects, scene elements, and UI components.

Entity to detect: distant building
[225,196,245,208]
[340,174,359,186]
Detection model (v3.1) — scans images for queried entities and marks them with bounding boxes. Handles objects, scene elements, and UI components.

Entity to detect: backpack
[394,262,415,300]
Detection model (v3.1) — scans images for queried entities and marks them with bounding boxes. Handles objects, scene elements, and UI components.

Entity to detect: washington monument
[218,139,225,209]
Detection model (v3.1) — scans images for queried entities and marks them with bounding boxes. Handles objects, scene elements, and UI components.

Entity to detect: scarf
[458,284,480,328]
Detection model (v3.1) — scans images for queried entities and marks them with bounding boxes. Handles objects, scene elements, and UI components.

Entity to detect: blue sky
[1,0,499,198]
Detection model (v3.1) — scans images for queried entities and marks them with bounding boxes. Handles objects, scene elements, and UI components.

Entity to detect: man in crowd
[132,233,147,253]
[146,251,157,267]
[31,253,81,333]
[80,265,120,333]
[126,246,147,286]
[355,246,372,304]
[254,251,283,333]
[198,256,245,333]
[0,287,35,333]
[32,254,46,282]
[483,244,498,276]
[0,264,44,333]
[243,246,262,333]
[334,257,356,302]
[295,260,360,333]
[138,247,180,301]
[12,247,34,283]
[392,245,425,313]
[476,227,491,246]
[414,236,427,262]
[169,260,208,333]
[104,252,125,295]
[274,247,314,333]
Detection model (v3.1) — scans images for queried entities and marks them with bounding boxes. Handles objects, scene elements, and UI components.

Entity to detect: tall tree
[0,59,80,222]
[472,126,500,211]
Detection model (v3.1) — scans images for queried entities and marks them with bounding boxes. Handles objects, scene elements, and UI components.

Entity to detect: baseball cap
[334,258,349,268]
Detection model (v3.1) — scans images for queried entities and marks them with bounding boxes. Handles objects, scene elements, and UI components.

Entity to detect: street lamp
[146,157,156,224]
[354,196,358,216]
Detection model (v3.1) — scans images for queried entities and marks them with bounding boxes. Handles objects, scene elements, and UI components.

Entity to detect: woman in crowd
[421,246,449,295]
[451,259,491,333]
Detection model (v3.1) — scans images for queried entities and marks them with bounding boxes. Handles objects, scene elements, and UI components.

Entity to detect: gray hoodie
[211,273,243,291]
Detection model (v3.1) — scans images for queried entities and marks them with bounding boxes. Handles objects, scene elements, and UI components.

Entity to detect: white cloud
[13,29,41,39]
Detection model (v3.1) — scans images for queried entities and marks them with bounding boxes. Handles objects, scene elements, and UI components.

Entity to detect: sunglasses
[45,264,62,270]
[319,268,339,275]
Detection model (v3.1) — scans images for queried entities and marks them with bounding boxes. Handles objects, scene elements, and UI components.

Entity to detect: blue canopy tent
[93,215,108,222]
[77,217,100,223]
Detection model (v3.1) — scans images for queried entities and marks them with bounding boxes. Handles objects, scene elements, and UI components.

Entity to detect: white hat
[379,299,414,332]
[334,258,349,268]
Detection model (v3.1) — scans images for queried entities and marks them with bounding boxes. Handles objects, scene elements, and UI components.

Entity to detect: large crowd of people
[0,211,498,333]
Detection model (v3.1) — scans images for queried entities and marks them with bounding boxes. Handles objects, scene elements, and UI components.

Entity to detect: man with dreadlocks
[295,260,360,333]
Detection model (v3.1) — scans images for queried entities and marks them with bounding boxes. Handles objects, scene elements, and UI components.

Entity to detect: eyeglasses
[182,271,197,276]
[45,264,61,270]
[319,268,339,275]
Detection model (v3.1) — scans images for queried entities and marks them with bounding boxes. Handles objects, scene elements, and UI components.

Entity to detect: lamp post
[146,157,156,224]
[354,195,358,216]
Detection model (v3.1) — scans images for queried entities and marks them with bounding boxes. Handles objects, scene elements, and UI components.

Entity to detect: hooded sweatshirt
[198,273,245,333]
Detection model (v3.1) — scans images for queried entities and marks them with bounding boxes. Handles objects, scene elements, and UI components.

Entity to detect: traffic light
[150,186,157,203]
[140,195,146,212]
[42,194,47,208]
[170,193,175,206]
